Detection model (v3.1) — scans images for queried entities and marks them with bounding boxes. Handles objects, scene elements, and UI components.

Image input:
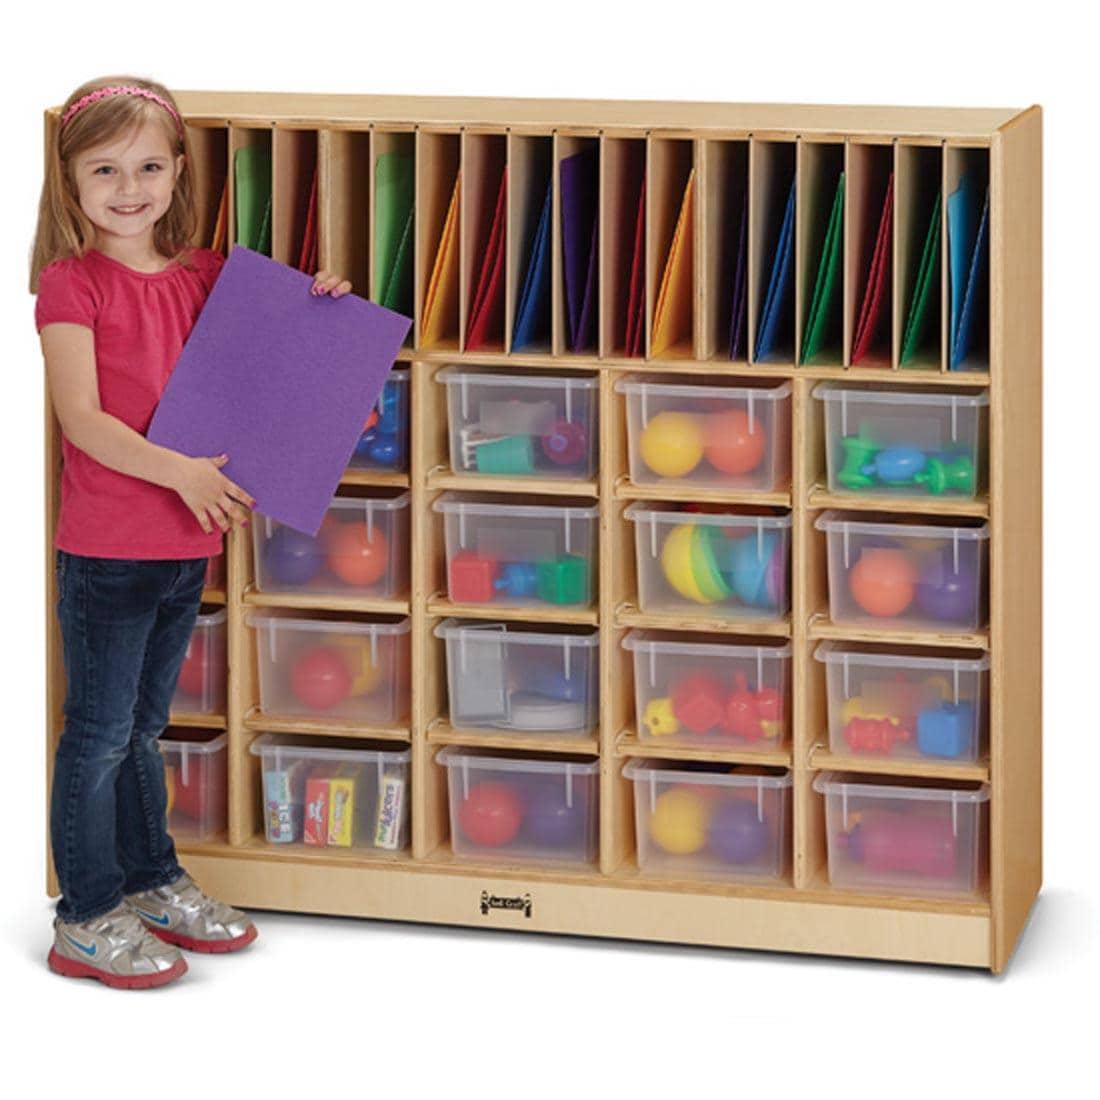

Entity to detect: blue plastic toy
[861,445,927,485]
[917,701,975,758]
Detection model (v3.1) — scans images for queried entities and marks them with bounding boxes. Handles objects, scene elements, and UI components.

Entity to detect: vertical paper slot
[461,133,507,352]
[186,124,228,253]
[601,137,646,359]
[896,144,943,370]
[322,129,370,297]
[509,135,553,354]
[272,128,318,272]
[750,141,797,364]
[418,131,461,351]
[798,143,845,366]
[702,140,749,363]
[649,138,695,360]
[945,147,990,372]
[373,131,416,329]
[232,127,273,257]
[847,143,894,368]
[557,136,600,356]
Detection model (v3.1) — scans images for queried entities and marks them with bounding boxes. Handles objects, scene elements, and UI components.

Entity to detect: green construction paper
[801,171,844,363]
[375,151,414,314]
[901,191,942,366]
[234,145,272,254]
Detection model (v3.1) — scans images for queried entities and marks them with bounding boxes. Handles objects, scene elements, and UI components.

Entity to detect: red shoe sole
[147,922,258,954]
[48,947,187,989]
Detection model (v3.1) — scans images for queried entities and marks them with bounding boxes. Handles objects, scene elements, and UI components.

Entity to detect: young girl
[31,76,352,989]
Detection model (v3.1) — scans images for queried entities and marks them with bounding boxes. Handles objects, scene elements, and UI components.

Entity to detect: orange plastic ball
[704,409,767,475]
[849,548,918,617]
[326,522,390,587]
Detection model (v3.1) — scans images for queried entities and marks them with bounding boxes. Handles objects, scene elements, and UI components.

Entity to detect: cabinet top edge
[44,92,1032,140]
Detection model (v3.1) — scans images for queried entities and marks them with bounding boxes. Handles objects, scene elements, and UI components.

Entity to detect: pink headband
[60,85,184,141]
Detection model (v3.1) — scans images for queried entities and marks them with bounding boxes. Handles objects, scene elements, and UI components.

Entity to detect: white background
[2,1,1095,1092]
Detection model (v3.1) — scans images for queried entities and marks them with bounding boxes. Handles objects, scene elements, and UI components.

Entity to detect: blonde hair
[29,75,198,292]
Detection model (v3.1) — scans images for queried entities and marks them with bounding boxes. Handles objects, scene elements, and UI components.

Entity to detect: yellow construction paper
[651,170,695,356]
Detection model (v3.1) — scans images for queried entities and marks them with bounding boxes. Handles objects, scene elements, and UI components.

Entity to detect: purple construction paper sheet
[728,192,748,360]
[560,148,597,350]
[148,246,411,536]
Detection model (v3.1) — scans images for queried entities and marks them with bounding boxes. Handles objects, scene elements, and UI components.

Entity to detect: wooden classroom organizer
[42,93,1042,972]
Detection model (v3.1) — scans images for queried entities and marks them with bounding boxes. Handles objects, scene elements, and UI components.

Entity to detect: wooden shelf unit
[42,93,1041,973]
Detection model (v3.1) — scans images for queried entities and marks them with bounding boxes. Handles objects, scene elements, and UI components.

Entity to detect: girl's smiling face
[71,118,183,252]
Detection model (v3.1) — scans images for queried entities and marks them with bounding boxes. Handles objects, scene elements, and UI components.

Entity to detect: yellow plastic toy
[659,523,730,604]
[331,637,384,696]
[639,411,704,478]
[642,697,680,736]
[649,788,709,854]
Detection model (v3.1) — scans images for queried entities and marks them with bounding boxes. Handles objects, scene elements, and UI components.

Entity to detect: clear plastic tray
[251,733,411,851]
[171,607,227,715]
[624,505,791,619]
[814,383,987,499]
[251,492,410,598]
[623,630,791,746]
[437,746,599,865]
[814,771,989,897]
[246,611,411,723]
[348,368,410,472]
[158,730,227,841]
[624,759,791,881]
[435,619,599,736]
[434,493,599,609]
[814,642,989,761]
[815,511,989,632]
[437,367,599,480]
[617,376,791,490]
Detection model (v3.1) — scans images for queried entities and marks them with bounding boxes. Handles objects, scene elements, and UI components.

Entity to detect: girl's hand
[311,271,353,297]
[172,453,255,535]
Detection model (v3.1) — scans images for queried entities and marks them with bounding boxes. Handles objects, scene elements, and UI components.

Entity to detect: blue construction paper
[560,148,598,351]
[512,179,552,350]
[947,173,975,356]
[951,182,990,370]
[754,178,796,361]
[147,246,411,536]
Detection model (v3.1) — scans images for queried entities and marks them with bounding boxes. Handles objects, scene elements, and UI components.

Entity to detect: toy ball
[541,419,588,466]
[726,531,785,608]
[458,781,524,848]
[704,409,767,475]
[176,635,207,699]
[325,521,390,588]
[265,525,324,586]
[916,555,978,623]
[521,783,586,848]
[849,547,917,617]
[291,645,353,710]
[639,411,704,478]
[707,800,770,864]
[649,788,709,855]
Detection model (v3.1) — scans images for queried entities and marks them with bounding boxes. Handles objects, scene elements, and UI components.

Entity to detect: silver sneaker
[127,872,258,954]
[49,902,188,989]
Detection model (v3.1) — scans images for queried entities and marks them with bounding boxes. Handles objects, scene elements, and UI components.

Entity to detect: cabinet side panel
[990,106,1042,973]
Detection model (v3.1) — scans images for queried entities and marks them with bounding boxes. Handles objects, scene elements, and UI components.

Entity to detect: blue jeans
[50,550,209,923]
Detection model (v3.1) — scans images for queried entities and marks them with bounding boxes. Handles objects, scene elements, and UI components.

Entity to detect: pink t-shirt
[35,246,226,560]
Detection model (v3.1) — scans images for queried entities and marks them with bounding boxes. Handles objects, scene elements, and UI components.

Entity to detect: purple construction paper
[148,246,411,536]
[575,214,599,352]
[728,192,748,360]
[560,148,597,350]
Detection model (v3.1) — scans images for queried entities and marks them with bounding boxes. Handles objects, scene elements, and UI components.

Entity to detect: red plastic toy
[840,813,957,878]
[723,672,784,740]
[843,716,912,753]
[458,781,523,847]
[291,646,353,710]
[176,635,207,699]
[449,551,499,603]
[670,673,726,734]
[325,521,390,587]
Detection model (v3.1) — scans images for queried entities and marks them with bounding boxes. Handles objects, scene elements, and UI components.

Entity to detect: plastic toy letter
[147,246,412,537]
